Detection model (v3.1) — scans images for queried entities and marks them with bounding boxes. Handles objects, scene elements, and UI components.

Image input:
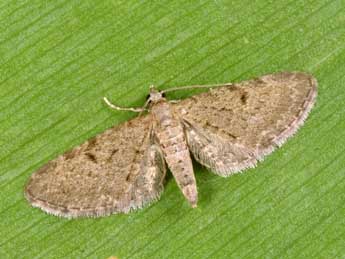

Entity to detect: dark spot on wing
[226,131,237,139]
[64,149,77,160]
[107,149,119,162]
[240,91,248,104]
[254,77,265,84]
[230,85,240,91]
[111,148,119,156]
[85,152,97,163]
[86,137,97,150]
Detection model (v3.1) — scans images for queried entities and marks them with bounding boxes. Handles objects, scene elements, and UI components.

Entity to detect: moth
[25,72,317,218]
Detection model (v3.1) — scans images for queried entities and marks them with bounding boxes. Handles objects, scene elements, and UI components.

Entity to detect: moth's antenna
[103,97,147,113]
[162,83,233,93]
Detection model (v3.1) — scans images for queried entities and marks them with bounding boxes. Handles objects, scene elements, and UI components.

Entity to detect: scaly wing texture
[173,72,317,176]
[25,115,166,218]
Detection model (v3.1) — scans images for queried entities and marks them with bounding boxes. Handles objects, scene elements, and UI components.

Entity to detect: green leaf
[1,1,344,258]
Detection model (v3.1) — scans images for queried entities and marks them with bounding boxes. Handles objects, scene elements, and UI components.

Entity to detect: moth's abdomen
[152,101,198,207]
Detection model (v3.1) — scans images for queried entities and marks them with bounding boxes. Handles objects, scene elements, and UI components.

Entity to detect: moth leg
[103,97,147,113]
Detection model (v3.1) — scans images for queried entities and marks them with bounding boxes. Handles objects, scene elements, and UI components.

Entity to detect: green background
[0,1,344,258]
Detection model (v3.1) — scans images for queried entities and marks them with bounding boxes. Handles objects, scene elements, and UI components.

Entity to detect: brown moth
[25,72,317,218]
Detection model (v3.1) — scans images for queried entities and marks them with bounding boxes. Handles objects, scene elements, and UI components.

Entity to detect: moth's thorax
[151,100,173,126]
[151,100,198,207]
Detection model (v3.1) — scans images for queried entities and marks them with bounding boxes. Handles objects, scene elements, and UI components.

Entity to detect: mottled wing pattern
[173,72,317,176]
[25,115,166,218]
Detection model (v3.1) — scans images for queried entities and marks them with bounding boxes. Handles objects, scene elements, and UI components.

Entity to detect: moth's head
[146,85,166,104]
